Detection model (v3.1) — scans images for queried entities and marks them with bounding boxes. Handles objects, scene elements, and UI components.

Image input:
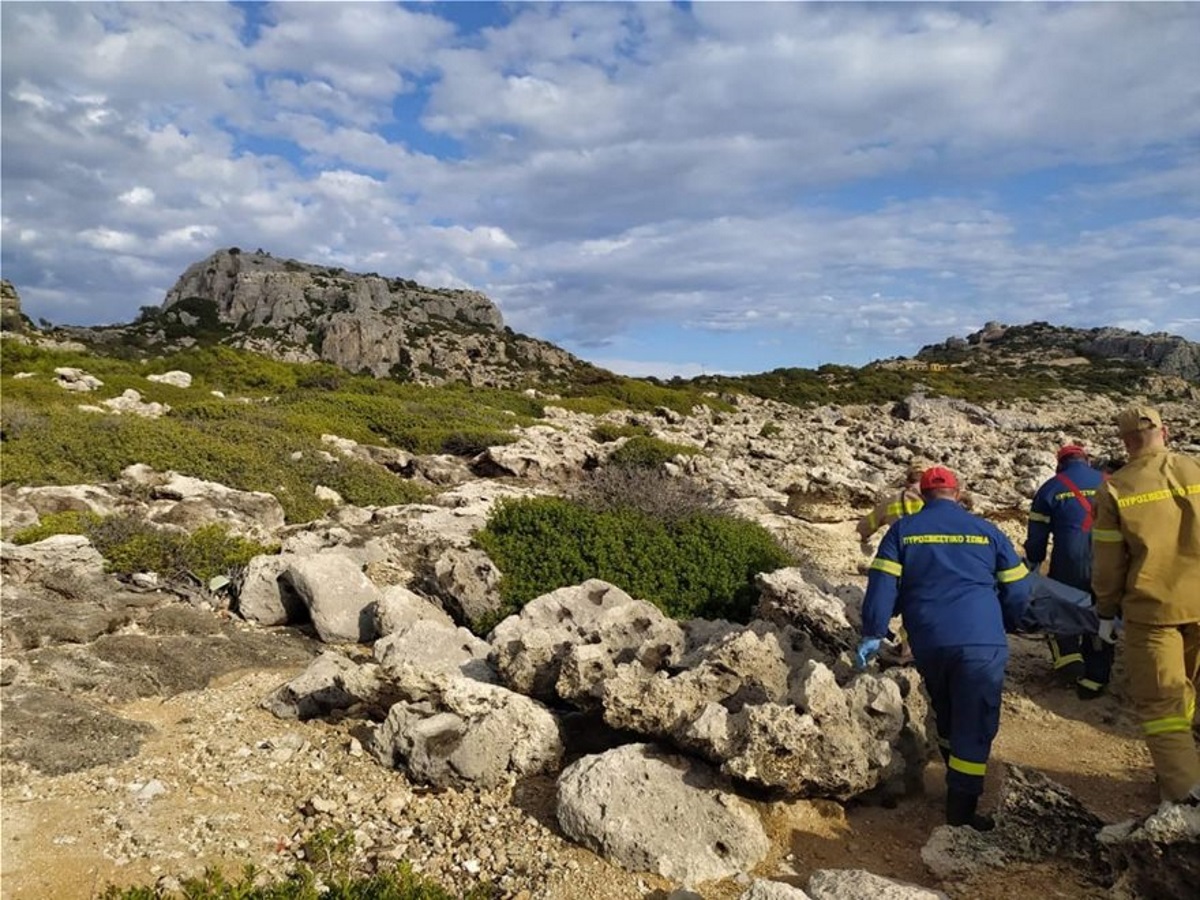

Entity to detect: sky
[3,2,1199,378]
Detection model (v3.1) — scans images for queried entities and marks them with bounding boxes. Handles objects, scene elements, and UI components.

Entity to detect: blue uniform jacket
[1023,460,1104,592]
[862,498,1031,656]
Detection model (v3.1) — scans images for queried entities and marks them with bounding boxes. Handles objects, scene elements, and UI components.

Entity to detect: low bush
[572,466,723,523]
[590,421,650,443]
[606,435,699,469]
[475,496,794,626]
[13,512,274,583]
[10,510,102,544]
[100,829,491,899]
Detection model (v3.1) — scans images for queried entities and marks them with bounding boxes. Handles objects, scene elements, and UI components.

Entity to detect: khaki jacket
[857,485,924,540]
[1092,447,1200,624]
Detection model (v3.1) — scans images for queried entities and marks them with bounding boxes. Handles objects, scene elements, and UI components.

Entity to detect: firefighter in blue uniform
[1024,444,1113,699]
[856,466,1031,830]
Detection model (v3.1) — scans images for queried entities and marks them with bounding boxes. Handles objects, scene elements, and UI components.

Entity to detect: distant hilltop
[915,321,1200,383]
[47,248,593,389]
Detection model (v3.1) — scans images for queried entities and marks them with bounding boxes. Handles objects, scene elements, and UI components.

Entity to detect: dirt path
[1,634,1161,900]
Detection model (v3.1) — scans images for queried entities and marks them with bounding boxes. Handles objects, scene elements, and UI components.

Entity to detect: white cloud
[2,1,1198,362]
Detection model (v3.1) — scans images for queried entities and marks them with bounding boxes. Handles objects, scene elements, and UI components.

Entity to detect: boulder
[284,555,381,643]
[1100,801,1200,900]
[261,650,391,720]
[556,742,770,884]
[236,553,307,626]
[806,868,947,899]
[369,665,562,788]
[374,619,494,682]
[374,584,454,637]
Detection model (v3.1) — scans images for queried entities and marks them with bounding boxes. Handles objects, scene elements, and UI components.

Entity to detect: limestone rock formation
[152,248,586,387]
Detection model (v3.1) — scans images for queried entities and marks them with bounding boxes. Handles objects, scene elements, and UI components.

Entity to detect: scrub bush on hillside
[475,496,794,627]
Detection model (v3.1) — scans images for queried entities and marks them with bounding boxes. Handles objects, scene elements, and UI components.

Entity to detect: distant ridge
[918,320,1200,383]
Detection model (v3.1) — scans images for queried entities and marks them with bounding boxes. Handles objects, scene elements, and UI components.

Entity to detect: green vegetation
[552,365,731,416]
[12,513,273,582]
[0,343,547,522]
[475,494,794,628]
[606,435,699,469]
[590,421,650,443]
[100,829,492,899]
[686,353,1161,408]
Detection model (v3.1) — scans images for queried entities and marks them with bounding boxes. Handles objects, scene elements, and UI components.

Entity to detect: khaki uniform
[858,486,924,540]
[1092,447,1200,800]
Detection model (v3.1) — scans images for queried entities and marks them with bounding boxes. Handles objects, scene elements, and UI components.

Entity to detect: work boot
[945,790,995,832]
[1075,679,1107,701]
[1054,659,1085,687]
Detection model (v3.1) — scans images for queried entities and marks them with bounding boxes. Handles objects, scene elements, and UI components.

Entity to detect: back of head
[1056,444,1088,471]
[1115,405,1165,454]
[919,465,959,499]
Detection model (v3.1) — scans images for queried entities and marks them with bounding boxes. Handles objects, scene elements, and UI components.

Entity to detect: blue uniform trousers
[916,644,1007,796]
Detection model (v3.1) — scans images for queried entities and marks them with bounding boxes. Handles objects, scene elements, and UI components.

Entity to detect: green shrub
[758,422,782,439]
[17,511,275,583]
[89,518,273,582]
[475,496,794,626]
[590,421,650,443]
[607,435,699,469]
[11,510,102,544]
[100,846,489,899]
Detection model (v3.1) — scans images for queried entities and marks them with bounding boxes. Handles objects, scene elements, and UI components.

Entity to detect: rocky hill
[50,248,591,388]
[4,289,1200,898]
[917,320,1200,383]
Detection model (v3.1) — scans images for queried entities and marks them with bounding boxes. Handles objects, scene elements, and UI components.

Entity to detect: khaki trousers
[1124,620,1200,801]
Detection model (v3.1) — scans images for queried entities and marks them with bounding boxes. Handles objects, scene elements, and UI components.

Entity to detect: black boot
[946,789,995,831]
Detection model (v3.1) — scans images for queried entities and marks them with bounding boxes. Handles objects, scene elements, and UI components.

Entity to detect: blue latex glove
[855,637,883,670]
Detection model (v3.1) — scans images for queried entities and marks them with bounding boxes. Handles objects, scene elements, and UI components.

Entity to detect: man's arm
[857,494,892,541]
[862,524,903,638]
[1024,485,1052,566]
[1091,483,1127,619]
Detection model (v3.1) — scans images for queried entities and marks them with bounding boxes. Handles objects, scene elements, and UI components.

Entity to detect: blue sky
[3,2,1199,378]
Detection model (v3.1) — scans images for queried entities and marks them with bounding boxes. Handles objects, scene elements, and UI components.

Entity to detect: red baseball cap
[1057,444,1087,462]
[919,466,959,491]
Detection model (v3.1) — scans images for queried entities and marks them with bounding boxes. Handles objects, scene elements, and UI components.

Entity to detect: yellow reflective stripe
[886,501,905,518]
[1078,679,1104,691]
[870,558,903,577]
[866,510,878,532]
[997,562,1029,583]
[902,498,924,515]
[1054,490,1096,501]
[1028,512,1051,523]
[1142,716,1192,736]
[948,756,987,777]
[1116,484,1200,509]
[1093,529,1123,543]
[902,534,990,545]
[1053,653,1084,669]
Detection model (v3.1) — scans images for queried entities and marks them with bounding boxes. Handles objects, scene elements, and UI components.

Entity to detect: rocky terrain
[919,320,1200,384]
[41,250,589,388]
[2,264,1199,899]
[3,356,1199,899]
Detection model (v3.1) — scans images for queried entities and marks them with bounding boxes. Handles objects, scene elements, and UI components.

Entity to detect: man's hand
[1097,618,1118,645]
[855,637,883,670]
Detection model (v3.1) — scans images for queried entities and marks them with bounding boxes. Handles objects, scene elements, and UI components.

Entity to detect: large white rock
[556,742,770,884]
[284,554,381,643]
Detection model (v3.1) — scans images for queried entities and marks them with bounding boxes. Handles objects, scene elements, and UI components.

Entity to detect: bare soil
[1,633,1160,900]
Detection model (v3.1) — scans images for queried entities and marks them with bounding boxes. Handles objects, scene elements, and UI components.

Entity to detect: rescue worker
[856,458,932,666]
[1092,406,1200,803]
[1025,444,1113,698]
[857,466,1031,830]
[856,458,930,544]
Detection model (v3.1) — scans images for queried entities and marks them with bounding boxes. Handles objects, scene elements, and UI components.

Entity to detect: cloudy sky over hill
[3,1,1199,377]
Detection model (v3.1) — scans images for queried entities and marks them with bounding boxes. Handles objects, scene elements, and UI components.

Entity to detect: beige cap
[1115,405,1163,435]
